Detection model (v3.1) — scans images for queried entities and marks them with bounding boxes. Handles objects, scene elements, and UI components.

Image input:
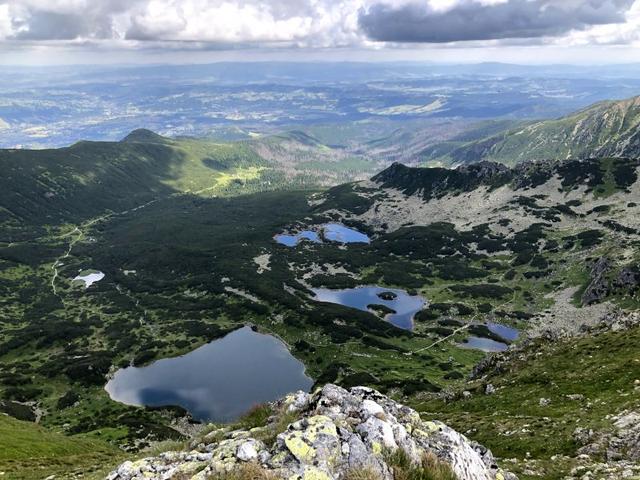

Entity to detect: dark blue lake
[104,327,312,422]
[311,286,425,330]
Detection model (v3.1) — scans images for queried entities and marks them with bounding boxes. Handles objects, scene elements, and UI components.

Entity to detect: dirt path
[407,291,518,355]
[46,182,228,295]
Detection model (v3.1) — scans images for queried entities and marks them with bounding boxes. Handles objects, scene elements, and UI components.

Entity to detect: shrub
[56,391,80,410]
[449,284,513,299]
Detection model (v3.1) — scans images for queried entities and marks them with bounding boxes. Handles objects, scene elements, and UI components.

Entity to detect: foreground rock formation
[109,384,516,480]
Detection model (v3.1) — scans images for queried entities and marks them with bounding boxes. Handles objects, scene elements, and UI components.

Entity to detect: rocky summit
[108,384,516,480]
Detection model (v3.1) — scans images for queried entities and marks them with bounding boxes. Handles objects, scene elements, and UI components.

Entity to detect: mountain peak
[121,129,170,144]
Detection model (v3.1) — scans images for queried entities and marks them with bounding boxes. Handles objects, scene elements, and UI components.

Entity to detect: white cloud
[559,0,640,46]
[0,4,13,39]
[0,0,638,52]
[122,0,373,47]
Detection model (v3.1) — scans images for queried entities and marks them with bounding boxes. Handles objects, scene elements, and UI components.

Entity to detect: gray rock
[582,257,612,305]
[108,384,515,480]
[236,441,259,462]
[614,267,640,292]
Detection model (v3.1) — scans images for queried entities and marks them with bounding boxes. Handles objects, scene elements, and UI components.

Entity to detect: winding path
[47,181,227,295]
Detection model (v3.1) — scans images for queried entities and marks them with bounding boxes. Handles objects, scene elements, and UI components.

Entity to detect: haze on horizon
[0,0,639,65]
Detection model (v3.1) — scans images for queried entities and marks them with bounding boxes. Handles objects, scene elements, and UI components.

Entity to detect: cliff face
[108,384,516,480]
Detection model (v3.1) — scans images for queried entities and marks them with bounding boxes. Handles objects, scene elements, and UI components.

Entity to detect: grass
[253,407,300,447]
[214,463,275,480]
[412,325,640,479]
[385,449,457,480]
[344,467,383,480]
[237,404,274,431]
[0,415,124,480]
[140,439,188,457]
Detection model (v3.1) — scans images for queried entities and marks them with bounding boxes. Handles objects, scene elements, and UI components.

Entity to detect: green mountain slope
[426,96,640,165]
[0,415,122,479]
[0,130,268,234]
[0,129,392,241]
[415,323,640,479]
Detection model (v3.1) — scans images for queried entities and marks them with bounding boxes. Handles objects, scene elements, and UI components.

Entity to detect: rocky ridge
[435,95,640,165]
[108,384,516,480]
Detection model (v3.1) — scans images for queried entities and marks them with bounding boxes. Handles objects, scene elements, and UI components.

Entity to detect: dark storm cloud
[7,0,143,41]
[359,0,636,43]
[12,10,112,40]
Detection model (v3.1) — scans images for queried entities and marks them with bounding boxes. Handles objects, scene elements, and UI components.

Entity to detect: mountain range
[0,94,639,479]
[424,95,640,165]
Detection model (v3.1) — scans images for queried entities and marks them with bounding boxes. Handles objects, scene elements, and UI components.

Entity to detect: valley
[0,126,638,478]
[5,63,640,150]
[3,0,640,474]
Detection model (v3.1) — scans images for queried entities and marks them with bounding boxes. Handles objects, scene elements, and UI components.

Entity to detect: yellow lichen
[300,466,332,480]
[371,441,382,455]
[269,450,289,467]
[284,432,316,462]
[423,421,439,432]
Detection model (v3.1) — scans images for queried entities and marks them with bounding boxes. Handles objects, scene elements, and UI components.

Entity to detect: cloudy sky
[1,0,639,64]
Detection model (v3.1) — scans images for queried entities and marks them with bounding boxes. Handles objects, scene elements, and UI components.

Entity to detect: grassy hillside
[0,130,270,233]
[0,129,386,239]
[0,415,123,479]
[248,130,383,185]
[424,95,640,166]
[414,325,640,479]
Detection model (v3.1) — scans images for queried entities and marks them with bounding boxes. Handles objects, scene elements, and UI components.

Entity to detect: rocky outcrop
[582,258,640,306]
[108,385,516,480]
[570,410,640,479]
[371,161,513,200]
[614,267,640,293]
[582,257,613,306]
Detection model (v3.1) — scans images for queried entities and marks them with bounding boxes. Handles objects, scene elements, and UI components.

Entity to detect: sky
[0,0,639,65]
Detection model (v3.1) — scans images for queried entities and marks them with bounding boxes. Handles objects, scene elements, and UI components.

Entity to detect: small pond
[322,223,370,244]
[274,230,321,247]
[275,223,370,247]
[105,326,313,423]
[311,286,425,330]
[73,270,105,288]
[460,323,519,352]
[487,322,519,342]
[460,337,509,353]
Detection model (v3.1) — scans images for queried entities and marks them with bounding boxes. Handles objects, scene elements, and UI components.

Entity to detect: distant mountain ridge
[426,95,640,165]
